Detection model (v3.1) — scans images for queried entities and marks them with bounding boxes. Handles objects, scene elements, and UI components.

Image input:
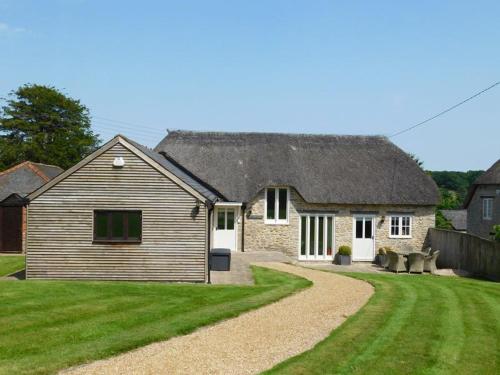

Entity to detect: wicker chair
[423,247,432,256]
[382,255,391,268]
[408,252,425,273]
[424,250,440,274]
[387,251,407,273]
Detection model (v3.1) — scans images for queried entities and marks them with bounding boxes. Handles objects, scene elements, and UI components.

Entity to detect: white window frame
[482,197,493,220]
[389,215,412,239]
[264,187,289,225]
[298,214,335,260]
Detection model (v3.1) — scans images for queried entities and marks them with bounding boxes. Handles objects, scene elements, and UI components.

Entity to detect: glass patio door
[299,214,334,260]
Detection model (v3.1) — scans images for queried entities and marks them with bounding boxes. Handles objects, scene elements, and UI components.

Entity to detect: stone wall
[466,185,499,239]
[243,188,435,259]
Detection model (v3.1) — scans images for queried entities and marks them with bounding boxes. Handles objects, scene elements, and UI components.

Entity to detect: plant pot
[336,254,351,265]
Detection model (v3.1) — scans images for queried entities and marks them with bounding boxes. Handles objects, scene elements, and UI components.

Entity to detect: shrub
[338,245,352,256]
[494,225,500,242]
[378,247,386,255]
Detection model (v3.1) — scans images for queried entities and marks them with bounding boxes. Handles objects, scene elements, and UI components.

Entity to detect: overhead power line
[92,121,163,137]
[92,115,164,133]
[91,122,162,142]
[389,81,500,138]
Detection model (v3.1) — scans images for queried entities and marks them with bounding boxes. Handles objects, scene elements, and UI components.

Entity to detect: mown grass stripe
[266,272,499,375]
[0,266,310,375]
[335,277,419,374]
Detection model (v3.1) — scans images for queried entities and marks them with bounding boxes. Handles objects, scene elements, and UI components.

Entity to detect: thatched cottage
[26,131,439,281]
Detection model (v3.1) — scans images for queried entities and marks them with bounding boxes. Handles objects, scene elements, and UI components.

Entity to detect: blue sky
[1,0,499,171]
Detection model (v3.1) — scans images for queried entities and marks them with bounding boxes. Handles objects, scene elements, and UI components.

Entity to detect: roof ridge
[167,129,389,139]
[26,162,51,182]
[30,161,63,169]
[472,158,500,186]
[0,161,31,175]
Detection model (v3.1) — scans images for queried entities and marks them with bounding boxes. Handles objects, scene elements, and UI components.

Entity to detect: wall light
[113,157,125,168]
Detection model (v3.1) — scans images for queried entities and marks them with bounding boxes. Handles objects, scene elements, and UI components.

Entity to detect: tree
[0,84,101,170]
[428,170,484,205]
[435,209,453,230]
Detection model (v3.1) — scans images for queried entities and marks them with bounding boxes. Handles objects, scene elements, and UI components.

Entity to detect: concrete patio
[210,251,463,285]
[210,251,293,285]
[210,251,386,285]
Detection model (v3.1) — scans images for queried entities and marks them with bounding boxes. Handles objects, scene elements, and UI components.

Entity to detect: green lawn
[267,272,499,375]
[0,266,310,375]
[0,255,25,276]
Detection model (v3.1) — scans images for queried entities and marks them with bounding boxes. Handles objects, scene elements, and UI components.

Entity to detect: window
[482,198,493,220]
[356,218,364,238]
[94,211,142,243]
[299,214,335,260]
[216,208,235,230]
[389,215,412,238]
[265,187,289,224]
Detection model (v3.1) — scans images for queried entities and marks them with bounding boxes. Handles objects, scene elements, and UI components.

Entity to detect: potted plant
[377,247,386,266]
[336,245,352,265]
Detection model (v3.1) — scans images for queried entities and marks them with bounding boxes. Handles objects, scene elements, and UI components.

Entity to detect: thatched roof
[474,159,500,185]
[123,136,222,202]
[155,131,439,205]
[464,159,500,208]
[0,161,63,202]
[441,209,467,231]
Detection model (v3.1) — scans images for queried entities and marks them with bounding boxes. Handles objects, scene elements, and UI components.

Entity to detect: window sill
[93,240,142,244]
[264,221,289,226]
[388,236,412,239]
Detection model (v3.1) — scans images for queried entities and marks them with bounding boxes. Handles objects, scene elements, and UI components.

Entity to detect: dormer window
[265,187,289,224]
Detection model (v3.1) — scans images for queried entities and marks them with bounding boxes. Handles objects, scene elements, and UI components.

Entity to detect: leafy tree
[428,170,484,230]
[428,170,484,206]
[437,188,461,210]
[0,84,100,170]
[435,210,453,230]
[493,225,500,242]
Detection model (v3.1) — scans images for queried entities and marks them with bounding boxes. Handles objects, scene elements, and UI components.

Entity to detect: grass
[0,255,25,276]
[0,266,310,375]
[266,272,500,375]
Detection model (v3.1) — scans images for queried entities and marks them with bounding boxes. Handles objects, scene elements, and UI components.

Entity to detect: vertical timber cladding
[26,143,207,281]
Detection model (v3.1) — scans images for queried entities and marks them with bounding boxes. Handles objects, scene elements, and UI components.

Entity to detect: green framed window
[93,210,142,243]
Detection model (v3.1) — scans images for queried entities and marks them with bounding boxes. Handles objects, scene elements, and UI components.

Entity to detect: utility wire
[92,122,161,142]
[92,115,165,133]
[92,121,163,137]
[389,81,500,138]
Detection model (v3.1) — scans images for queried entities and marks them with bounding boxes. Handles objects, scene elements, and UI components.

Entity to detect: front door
[352,216,375,261]
[213,207,236,251]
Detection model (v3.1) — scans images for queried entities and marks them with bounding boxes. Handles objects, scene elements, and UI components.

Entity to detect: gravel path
[62,263,373,375]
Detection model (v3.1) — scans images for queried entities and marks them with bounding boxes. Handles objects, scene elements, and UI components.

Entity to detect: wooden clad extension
[26,142,207,282]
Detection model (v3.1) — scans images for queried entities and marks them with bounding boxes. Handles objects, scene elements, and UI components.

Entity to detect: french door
[299,214,335,260]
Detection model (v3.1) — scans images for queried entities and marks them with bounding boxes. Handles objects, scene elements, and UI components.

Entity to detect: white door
[213,207,236,251]
[352,216,375,261]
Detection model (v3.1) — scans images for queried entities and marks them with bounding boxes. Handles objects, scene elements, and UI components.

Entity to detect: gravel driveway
[63,263,373,375]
